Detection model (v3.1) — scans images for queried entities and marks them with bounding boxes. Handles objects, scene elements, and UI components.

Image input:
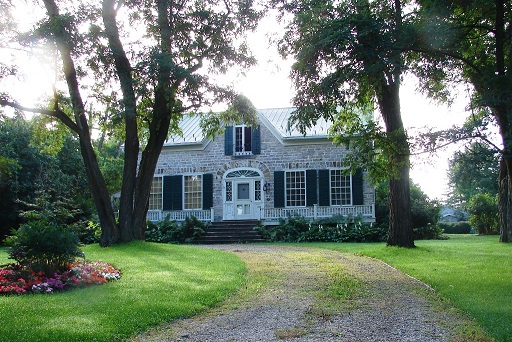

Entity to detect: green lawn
[2,235,511,341]
[309,235,512,342]
[0,241,245,341]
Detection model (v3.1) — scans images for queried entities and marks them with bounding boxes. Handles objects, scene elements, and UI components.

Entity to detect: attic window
[235,125,252,156]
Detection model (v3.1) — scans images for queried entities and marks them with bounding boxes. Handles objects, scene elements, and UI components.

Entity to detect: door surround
[222,167,264,220]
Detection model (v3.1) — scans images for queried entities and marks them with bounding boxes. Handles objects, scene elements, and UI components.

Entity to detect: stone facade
[153,109,375,222]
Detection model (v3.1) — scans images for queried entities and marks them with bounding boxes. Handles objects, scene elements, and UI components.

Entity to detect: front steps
[197,220,265,244]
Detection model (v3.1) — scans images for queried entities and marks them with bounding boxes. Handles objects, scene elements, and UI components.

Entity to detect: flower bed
[0,260,121,295]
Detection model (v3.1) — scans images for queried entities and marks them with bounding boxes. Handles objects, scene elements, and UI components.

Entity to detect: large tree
[1,0,260,245]
[277,0,415,247]
[416,0,512,242]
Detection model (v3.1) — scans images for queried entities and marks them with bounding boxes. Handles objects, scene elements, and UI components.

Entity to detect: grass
[308,235,512,342]
[0,241,245,341]
[1,235,510,341]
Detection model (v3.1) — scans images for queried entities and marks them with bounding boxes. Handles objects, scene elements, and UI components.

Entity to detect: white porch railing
[259,204,375,222]
[146,209,213,223]
[146,204,375,223]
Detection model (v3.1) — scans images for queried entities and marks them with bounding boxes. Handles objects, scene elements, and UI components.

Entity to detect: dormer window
[235,125,252,156]
[224,124,261,157]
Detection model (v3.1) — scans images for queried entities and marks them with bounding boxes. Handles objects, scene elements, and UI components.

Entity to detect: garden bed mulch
[133,245,490,342]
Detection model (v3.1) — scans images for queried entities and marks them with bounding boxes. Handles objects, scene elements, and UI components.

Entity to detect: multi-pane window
[331,170,352,206]
[184,175,202,209]
[149,177,163,210]
[235,125,252,155]
[225,181,233,202]
[286,171,306,207]
[255,180,261,201]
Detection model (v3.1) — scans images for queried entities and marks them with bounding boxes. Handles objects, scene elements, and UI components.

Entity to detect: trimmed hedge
[439,221,472,234]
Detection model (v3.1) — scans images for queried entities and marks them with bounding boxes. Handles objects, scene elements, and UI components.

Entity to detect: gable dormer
[224,124,261,156]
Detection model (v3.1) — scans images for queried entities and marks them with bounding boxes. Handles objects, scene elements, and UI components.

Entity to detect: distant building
[439,207,469,223]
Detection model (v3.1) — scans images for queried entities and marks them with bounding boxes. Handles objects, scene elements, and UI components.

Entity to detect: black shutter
[306,169,317,207]
[224,126,233,155]
[352,168,364,205]
[318,169,330,206]
[202,173,213,210]
[274,171,285,208]
[163,175,183,210]
[252,125,261,154]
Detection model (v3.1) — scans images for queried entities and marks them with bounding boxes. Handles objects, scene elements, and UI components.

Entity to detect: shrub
[69,221,101,245]
[4,220,84,276]
[182,216,206,242]
[413,224,447,240]
[467,193,499,234]
[255,215,387,243]
[376,181,441,234]
[439,221,472,234]
[145,216,205,243]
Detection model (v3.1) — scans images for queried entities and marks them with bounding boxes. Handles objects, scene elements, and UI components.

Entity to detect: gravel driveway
[133,245,487,342]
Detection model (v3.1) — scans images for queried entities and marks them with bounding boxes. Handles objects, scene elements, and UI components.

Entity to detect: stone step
[197,220,264,244]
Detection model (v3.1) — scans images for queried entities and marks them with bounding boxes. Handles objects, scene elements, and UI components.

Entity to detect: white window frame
[234,125,252,156]
[183,174,203,210]
[330,169,352,206]
[149,176,163,210]
[285,170,306,207]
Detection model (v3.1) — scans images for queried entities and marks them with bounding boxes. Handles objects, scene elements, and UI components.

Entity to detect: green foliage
[277,0,419,182]
[4,220,84,276]
[467,193,499,235]
[447,143,499,207]
[145,216,205,244]
[412,224,446,240]
[439,221,472,234]
[72,221,101,245]
[16,191,98,245]
[96,140,124,194]
[256,215,387,243]
[376,180,441,233]
[200,94,259,140]
[0,116,94,240]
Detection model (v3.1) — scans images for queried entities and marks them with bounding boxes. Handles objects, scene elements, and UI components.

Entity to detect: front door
[223,168,264,220]
[234,181,253,219]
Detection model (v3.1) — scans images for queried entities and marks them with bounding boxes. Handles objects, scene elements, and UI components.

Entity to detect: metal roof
[163,107,331,146]
[258,107,330,138]
[164,114,205,146]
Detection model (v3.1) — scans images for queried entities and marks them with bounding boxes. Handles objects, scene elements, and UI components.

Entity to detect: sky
[4,5,473,202]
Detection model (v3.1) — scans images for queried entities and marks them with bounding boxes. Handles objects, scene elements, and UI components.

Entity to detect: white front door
[234,181,253,219]
[223,168,264,220]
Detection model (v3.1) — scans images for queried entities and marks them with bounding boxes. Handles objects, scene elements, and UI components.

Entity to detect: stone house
[147,107,375,224]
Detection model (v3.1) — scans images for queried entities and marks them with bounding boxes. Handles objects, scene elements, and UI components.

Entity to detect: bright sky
[4,5,473,202]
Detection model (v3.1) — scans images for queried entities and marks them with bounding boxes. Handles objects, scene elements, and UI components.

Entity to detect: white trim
[183,173,203,210]
[222,167,264,220]
[328,168,353,207]
[284,169,307,208]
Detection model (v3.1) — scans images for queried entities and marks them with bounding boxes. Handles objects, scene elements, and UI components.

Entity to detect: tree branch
[0,99,80,133]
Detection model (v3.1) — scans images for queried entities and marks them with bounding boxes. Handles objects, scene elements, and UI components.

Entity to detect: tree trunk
[78,130,120,246]
[43,0,119,246]
[102,0,140,243]
[388,161,414,247]
[498,144,512,242]
[377,79,415,248]
[494,0,512,243]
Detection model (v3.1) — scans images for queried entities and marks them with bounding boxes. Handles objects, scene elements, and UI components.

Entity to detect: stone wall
[155,119,375,221]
